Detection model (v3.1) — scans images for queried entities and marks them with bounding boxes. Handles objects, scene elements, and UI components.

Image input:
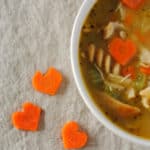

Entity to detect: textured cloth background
[0,0,150,149]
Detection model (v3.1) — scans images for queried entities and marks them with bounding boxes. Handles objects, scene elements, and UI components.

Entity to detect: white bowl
[71,0,150,146]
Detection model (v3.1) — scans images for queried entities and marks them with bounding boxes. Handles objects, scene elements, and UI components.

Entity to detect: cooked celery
[104,84,122,99]
[88,67,103,87]
[107,73,132,87]
[134,73,147,91]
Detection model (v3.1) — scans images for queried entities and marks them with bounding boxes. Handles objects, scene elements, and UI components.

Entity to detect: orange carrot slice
[32,67,62,95]
[121,0,145,9]
[62,121,88,149]
[124,12,134,26]
[134,30,146,43]
[12,102,41,131]
[140,66,150,75]
[134,30,150,46]
[122,66,136,79]
[109,38,137,66]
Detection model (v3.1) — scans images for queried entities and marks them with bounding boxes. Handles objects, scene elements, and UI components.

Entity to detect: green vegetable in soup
[88,66,103,87]
[104,84,122,100]
[89,64,124,97]
[134,72,147,91]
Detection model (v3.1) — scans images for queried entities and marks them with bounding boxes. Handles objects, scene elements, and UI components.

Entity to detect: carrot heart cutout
[32,67,62,95]
[109,38,137,66]
[12,102,41,131]
[62,121,88,149]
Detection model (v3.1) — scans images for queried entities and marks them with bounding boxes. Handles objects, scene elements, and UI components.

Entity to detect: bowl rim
[70,0,150,146]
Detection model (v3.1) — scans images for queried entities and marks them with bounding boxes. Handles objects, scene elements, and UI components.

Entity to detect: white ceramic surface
[71,0,150,146]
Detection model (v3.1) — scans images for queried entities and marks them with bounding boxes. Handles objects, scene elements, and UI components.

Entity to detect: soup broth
[79,0,150,139]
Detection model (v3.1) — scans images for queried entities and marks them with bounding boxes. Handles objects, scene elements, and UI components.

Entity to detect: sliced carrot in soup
[121,0,145,9]
[109,38,137,66]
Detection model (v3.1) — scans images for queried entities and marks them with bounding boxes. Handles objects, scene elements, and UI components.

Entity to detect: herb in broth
[88,65,104,87]
[134,72,147,91]
[104,84,122,100]
[88,64,122,99]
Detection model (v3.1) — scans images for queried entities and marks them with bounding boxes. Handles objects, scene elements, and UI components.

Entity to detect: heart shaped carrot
[32,67,62,95]
[109,38,137,66]
[12,102,41,131]
[62,121,88,149]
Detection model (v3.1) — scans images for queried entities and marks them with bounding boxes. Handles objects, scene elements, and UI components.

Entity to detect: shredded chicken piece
[140,47,150,65]
[116,3,126,20]
[104,22,124,39]
[120,31,127,39]
[140,87,150,98]
[140,87,150,109]
[126,88,136,99]
[142,97,150,109]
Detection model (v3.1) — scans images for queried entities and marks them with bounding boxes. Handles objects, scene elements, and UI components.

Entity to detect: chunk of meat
[97,91,140,118]
[126,88,136,100]
[103,22,124,39]
[141,97,150,109]
[140,87,150,98]
[140,47,150,65]
[120,31,127,39]
[140,87,150,109]
[116,3,126,20]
